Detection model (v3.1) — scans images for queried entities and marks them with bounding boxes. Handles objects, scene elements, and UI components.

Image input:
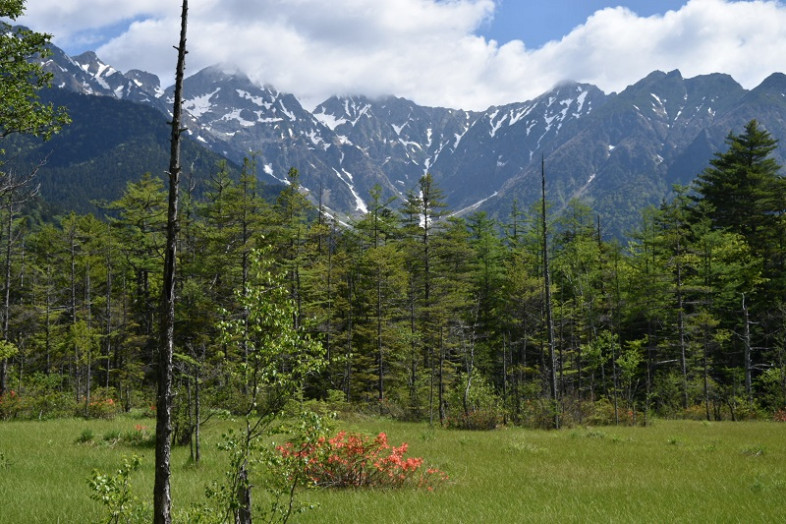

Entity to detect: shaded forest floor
[0,414,784,522]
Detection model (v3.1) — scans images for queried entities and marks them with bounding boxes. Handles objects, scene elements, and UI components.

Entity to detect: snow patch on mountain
[235,89,268,108]
[313,111,346,131]
[333,168,368,213]
[222,109,256,127]
[278,101,297,121]
[185,88,221,118]
[575,90,589,114]
[452,191,499,216]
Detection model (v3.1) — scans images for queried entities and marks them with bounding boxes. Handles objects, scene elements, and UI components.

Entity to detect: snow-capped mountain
[429,82,608,213]
[313,95,476,198]
[35,40,786,235]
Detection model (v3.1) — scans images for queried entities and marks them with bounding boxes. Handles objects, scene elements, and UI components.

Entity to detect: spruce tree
[693,120,783,254]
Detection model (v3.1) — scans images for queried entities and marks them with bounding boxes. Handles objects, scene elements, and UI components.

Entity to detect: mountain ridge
[33,40,786,236]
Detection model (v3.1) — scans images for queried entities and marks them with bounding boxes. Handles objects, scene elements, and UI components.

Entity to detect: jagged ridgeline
[19,38,786,235]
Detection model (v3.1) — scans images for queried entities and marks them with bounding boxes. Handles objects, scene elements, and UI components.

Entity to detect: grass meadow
[0,415,784,523]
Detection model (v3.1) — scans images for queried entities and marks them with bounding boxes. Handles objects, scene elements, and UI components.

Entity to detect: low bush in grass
[0,389,78,420]
[515,398,559,429]
[277,429,448,489]
[444,408,499,430]
[0,449,11,469]
[0,373,80,420]
[87,396,121,420]
[443,374,503,430]
[75,428,95,444]
[583,398,641,426]
[75,424,154,448]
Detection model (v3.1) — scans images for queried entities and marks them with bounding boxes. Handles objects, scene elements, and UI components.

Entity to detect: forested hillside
[0,89,276,216]
[1,120,785,428]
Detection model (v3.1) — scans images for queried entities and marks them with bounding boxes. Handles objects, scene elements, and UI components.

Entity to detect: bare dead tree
[153,2,188,522]
[541,157,559,429]
[0,163,41,395]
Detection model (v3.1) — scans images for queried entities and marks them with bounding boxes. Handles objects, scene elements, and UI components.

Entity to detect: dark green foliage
[3,119,786,428]
[693,120,783,245]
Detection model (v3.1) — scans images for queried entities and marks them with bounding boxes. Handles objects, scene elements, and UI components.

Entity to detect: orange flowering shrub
[87,397,119,419]
[0,390,20,419]
[277,431,448,489]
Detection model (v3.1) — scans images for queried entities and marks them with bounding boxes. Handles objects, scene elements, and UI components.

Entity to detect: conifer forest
[2,118,786,429]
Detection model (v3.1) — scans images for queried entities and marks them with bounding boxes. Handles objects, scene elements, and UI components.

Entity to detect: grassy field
[1,415,784,523]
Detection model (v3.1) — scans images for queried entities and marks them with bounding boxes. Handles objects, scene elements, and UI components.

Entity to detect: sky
[13,0,786,110]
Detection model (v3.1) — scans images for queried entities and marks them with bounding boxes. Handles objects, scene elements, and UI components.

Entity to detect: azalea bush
[0,389,20,419]
[277,430,448,490]
[87,396,120,419]
[0,373,79,420]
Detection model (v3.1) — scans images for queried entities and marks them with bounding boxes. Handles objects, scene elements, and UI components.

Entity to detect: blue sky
[482,1,690,48]
[16,0,786,110]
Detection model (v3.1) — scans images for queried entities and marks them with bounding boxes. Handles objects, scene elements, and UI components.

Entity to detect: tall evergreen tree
[400,174,448,423]
[693,120,783,257]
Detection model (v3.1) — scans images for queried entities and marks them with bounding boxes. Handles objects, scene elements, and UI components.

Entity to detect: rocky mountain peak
[35,40,786,237]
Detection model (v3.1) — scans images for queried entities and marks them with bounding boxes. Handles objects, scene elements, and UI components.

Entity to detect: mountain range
[20,39,786,236]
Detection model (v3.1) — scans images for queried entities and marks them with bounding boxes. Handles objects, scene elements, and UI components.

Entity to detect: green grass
[1,416,785,523]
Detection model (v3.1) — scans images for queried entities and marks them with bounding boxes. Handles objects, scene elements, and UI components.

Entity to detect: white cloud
[17,0,786,110]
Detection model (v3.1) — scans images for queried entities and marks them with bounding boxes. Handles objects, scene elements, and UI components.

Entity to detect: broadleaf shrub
[277,430,448,489]
[87,396,120,419]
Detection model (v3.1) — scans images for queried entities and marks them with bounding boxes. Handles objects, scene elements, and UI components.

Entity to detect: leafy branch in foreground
[88,455,148,524]
[211,246,327,523]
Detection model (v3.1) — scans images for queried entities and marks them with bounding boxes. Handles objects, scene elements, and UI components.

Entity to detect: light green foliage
[0,339,17,360]
[220,246,325,410]
[88,455,147,524]
[211,247,327,522]
[0,0,70,141]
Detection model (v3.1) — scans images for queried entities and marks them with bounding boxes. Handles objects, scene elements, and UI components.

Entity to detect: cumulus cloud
[17,0,786,110]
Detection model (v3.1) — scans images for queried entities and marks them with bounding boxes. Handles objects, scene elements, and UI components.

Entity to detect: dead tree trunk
[541,158,559,429]
[153,2,188,523]
[742,293,753,403]
[0,166,40,394]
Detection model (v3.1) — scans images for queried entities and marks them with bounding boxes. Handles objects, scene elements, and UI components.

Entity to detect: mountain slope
[29,40,786,236]
[2,89,247,215]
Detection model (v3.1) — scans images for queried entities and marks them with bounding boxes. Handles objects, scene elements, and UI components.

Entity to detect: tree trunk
[742,293,753,403]
[85,261,92,414]
[541,158,559,429]
[105,225,113,390]
[235,463,252,524]
[194,348,202,464]
[154,2,188,522]
[69,224,79,404]
[0,195,11,395]
[438,327,445,424]
[677,252,689,410]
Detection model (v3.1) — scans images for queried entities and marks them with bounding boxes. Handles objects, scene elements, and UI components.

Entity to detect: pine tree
[693,120,783,255]
[400,174,448,424]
